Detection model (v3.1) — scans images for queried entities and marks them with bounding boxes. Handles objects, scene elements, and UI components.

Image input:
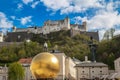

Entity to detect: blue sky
[0,0,120,40]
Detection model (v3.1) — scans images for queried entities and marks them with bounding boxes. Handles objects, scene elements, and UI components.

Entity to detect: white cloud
[61,6,83,14]
[98,29,106,40]
[31,1,40,8]
[71,1,120,40]
[0,12,13,29]
[114,29,120,36]
[72,16,88,24]
[87,11,120,30]
[20,16,32,25]
[17,3,23,9]
[22,0,33,4]
[10,16,16,20]
[40,0,103,14]
[22,0,39,8]
[87,1,120,30]
[40,0,69,11]
[114,1,120,9]
[72,11,120,40]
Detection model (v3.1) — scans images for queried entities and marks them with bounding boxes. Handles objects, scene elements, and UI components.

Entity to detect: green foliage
[0,41,43,63]
[0,30,91,62]
[1,30,119,69]
[24,41,43,57]
[0,46,18,63]
[18,49,26,58]
[97,37,120,69]
[31,30,91,61]
[8,62,25,80]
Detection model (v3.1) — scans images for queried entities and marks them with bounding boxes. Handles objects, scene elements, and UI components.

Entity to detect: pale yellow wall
[53,53,66,80]
[65,57,76,79]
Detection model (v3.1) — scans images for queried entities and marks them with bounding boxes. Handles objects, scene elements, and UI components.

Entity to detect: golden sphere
[30,52,60,79]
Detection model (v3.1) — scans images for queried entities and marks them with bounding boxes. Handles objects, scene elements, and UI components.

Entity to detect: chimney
[85,56,88,62]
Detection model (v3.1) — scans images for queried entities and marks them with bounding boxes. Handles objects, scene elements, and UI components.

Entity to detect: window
[100,71,102,73]
[92,71,94,73]
[2,76,6,80]
[31,76,33,79]
[82,76,85,78]
[82,71,84,73]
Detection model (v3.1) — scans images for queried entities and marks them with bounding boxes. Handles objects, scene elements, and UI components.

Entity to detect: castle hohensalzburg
[0,17,99,42]
[12,17,87,34]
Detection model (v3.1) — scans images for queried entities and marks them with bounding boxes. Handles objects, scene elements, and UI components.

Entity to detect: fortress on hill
[0,17,99,42]
[12,17,87,34]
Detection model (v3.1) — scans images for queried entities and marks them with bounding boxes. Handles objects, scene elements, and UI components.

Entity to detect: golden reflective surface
[30,52,60,79]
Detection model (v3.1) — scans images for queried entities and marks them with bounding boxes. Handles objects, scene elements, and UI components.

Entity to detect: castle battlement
[12,17,87,35]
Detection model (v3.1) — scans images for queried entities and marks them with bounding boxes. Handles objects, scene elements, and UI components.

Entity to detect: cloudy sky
[0,0,120,40]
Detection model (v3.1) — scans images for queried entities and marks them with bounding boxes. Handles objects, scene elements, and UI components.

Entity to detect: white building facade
[75,57,109,80]
[113,57,120,79]
[114,57,120,72]
[0,66,7,80]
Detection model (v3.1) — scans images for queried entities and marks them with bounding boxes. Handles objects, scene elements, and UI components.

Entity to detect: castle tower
[83,21,87,31]
[64,17,70,30]
[0,32,3,42]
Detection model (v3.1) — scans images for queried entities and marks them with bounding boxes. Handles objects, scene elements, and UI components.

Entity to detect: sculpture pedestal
[37,78,54,80]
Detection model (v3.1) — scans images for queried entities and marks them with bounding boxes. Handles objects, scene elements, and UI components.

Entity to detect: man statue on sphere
[44,42,48,52]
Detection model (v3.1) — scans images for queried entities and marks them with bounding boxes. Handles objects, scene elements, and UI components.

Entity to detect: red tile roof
[19,58,32,64]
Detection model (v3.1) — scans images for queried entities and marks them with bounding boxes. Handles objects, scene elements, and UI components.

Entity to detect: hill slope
[1,30,120,69]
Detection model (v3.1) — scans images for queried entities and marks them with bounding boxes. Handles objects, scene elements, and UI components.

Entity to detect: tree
[18,48,26,58]
[0,46,18,63]
[24,41,43,57]
[8,62,25,80]
[107,53,115,69]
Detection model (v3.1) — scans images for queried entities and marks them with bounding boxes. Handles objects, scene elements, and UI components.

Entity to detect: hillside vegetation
[32,30,91,60]
[0,30,120,69]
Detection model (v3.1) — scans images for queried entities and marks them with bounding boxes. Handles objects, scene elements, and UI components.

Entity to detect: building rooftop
[114,57,120,62]
[75,62,108,67]
[19,58,32,64]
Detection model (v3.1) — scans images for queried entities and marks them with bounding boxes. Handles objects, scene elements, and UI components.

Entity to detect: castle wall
[70,29,81,37]
[12,17,87,35]
[42,17,70,34]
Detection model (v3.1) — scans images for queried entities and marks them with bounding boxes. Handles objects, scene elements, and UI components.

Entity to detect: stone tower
[0,32,3,42]
[83,21,87,31]
[64,17,70,30]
